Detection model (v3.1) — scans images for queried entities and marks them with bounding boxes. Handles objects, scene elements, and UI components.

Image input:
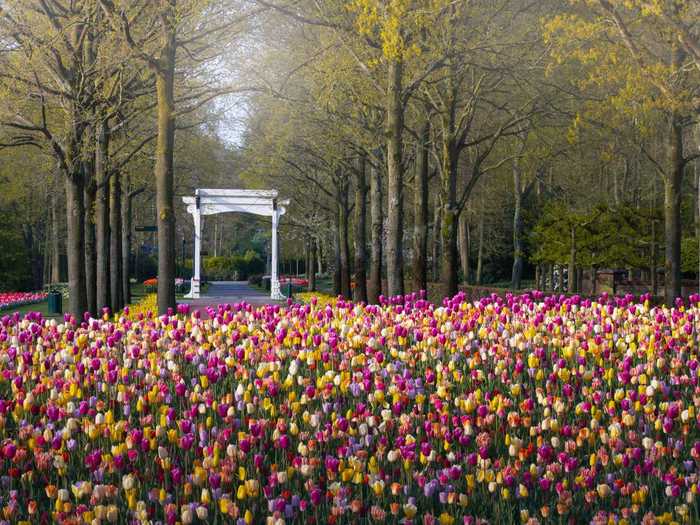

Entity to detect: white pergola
[182,189,288,300]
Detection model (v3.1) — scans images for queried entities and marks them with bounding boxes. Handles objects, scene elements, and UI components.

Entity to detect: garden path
[181,281,282,313]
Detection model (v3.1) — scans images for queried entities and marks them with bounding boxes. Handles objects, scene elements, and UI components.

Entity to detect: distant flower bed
[279,276,309,288]
[143,278,186,293]
[0,291,46,311]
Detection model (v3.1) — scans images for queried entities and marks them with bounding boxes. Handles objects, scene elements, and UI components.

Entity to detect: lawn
[10,298,57,318]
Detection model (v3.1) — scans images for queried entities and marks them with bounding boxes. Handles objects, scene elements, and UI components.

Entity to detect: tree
[0,2,101,317]
[100,0,258,313]
[545,0,700,303]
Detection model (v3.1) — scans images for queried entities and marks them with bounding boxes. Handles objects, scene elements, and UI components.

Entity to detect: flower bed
[0,291,46,311]
[295,292,337,307]
[1,291,700,523]
[143,278,186,294]
[280,276,309,287]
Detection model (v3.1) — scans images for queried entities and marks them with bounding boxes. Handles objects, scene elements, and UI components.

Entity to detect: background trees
[1,0,699,308]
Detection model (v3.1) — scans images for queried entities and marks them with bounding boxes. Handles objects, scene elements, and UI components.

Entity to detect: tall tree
[545,0,700,303]
[412,113,430,292]
[0,3,98,317]
[353,155,368,302]
[100,0,257,313]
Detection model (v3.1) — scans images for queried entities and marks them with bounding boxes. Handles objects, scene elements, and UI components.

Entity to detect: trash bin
[282,282,300,299]
[47,291,62,314]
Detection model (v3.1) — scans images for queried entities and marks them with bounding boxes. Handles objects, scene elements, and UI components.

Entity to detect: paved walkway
[182,281,282,311]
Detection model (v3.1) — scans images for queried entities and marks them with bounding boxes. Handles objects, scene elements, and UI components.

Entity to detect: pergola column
[270,201,284,300]
[185,191,202,299]
[192,208,201,299]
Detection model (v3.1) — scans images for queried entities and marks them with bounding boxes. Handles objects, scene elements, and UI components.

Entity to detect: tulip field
[2,291,700,524]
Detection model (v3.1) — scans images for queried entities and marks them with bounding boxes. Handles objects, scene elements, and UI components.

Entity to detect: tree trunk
[43,208,50,286]
[354,156,368,302]
[51,181,62,284]
[664,113,684,304]
[333,229,341,296]
[577,267,583,294]
[432,201,441,282]
[154,0,177,314]
[122,185,134,305]
[591,267,598,296]
[413,116,430,292]
[110,173,123,311]
[511,159,524,290]
[548,264,554,292]
[95,119,110,310]
[441,203,459,297]
[308,238,317,292]
[651,218,658,298]
[368,163,383,303]
[458,214,470,285]
[84,180,97,315]
[697,158,700,295]
[439,96,460,297]
[65,173,87,318]
[535,265,541,291]
[695,161,699,239]
[475,198,485,285]
[569,226,576,293]
[662,42,686,304]
[385,59,404,297]
[213,218,218,257]
[337,177,351,298]
[316,237,323,276]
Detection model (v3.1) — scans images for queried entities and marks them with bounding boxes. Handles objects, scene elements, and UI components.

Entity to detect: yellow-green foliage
[347,0,453,61]
[543,2,698,140]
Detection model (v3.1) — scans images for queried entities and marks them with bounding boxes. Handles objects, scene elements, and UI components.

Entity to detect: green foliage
[136,256,159,282]
[43,283,70,300]
[681,237,699,274]
[0,211,33,291]
[247,274,264,287]
[184,251,266,281]
[531,201,659,269]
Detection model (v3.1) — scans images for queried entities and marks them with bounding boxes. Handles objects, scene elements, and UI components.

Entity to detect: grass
[9,300,58,319]
[483,279,536,289]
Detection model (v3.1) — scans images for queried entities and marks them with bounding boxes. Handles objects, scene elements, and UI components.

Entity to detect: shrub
[136,255,158,282]
[200,252,265,281]
[44,283,70,300]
